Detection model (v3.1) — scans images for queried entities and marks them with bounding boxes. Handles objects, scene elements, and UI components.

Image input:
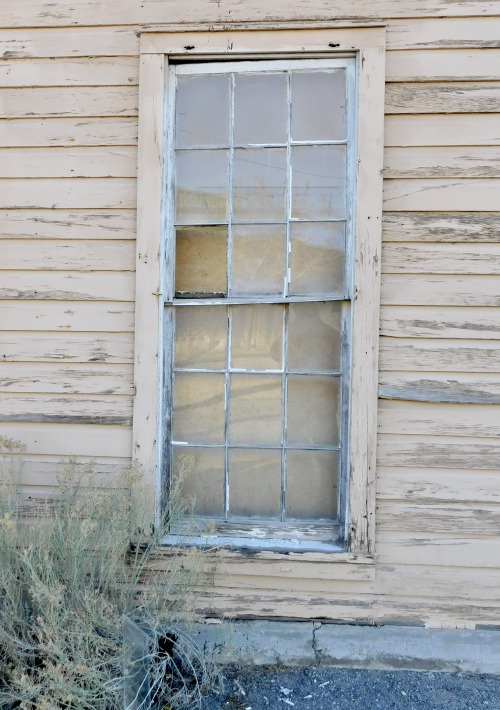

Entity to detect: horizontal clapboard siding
[0,87,138,118]
[382,274,500,306]
[0,148,137,178]
[0,332,133,363]
[0,271,135,301]
[0,57,138,86]
[379,339,500,372]
[385,82,500,114]
[1,240,135,271]
[0,209,136,239]
[382,212,500,242]
[384,147,500,178]
[0,118,138,147]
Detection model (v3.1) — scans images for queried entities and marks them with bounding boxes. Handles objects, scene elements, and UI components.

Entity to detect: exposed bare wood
[387,17,500,49]
[382,212,500,243]
[377,503,500,538]
[0,271,135,302]
[385,115,500,147]
[0,118,137,148]
[1,240,135,271]
[0,58,138,87]
[0,87,138,118]
[383,179,500,211]
[386,50,500,81]
[16,457,131,487]
[0,178,136,209]
[385,82,500,114]
[379,372,500,404]
[0,332,133,363]
[377,467,500,504]
[381,306,500,340]
[0,302,134,332]
[378,400,500,437]
[379,338,500,372]
[383,243,500,274]
[377,533,500,569]
[0,27,139,57]
[0,362,133,395]
[384,147,500,178]
[1,393,132,425]
[378,434,500,470]
[382,274,500,307]
[0,209,136,239]
[0,147,137,179]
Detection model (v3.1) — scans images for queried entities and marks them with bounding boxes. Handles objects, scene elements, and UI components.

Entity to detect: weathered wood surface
[0,209,136,239]
[385,115,500,147]
[377,467,500,504]
[0,27,139,57]
[381,306,500,340]
[382,275,500,307]
[379,338,500,373]
[0,302,135,332]
[387,17,500,49]
[0,362,134,395]
[379,373,500,404]
[13,457,130,487]
[386,50,500,81]
[0,87,138,118]
[0,271,135,301]
[0,58,138,87]
[0,148,137,178]
[0,118,137,148]
[384,147,500,178]
[1,394,132,425]
[382,244,500,274]
[385,82,500,114]
[378,434,500,470]
[382,212,500,242]
[377,503,500,538]
[0,332,133,363]
[377,534,500,569]
[383,179,500,211]
[0,178,136,209]
[1,240,135,271]
[378,400,500,437]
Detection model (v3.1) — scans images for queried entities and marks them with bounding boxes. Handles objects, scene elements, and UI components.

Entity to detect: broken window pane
[172,372,225,445]
[285,449,338,520]
[234,72,287,145]
[233,148,287,222]
[232,224,285,296]
[291,145,346,220]
[287,375,340,446]
[291,70,347,142]
[175,150,229,224]
[289,221,345,296]
[176,74,230,148]
[175,306,227,369]
[231,304,283,371]
[288,302,342,371]
[229,448,282,519]
[229,374,282,445]
[172,446,225,517]
[175,226,227,297]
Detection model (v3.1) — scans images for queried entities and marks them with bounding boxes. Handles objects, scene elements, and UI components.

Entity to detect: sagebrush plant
[0,437,222,710]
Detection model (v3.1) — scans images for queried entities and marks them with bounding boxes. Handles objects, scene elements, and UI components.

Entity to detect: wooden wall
[1,1,499,628]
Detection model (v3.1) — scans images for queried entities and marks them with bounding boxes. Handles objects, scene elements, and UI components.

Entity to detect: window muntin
[165,58,356,545]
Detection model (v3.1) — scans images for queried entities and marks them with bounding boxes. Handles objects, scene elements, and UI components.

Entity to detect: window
[133,28,385,560]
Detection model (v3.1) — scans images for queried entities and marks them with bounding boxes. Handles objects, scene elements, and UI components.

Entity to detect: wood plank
[379,338,500,373]
[0,27,139,57]
[0,302,134,332]
[0,58,138,87]
[0,271,135,301]
[0,332,133,363]
[377,503,500,538]
[0,118,137,148]
[378,400,500,437]
[383,243,500,275]
[0,422,131,458]
[379,373,500,404]
[0,178,136,209]
[0,209,136,239]
[377,533,500,569]
[382,275,500,307]
[382,212,500,243]
[383,179,500,211]
[0,362,134,395]
[0,87,138,118]
[381,306,500,340]
[384,147,500,178]
[0,147,137,178]
[385,82,500,114]
[385,115,500,147]
[1,240,135,271]
[378,434,500,470]
[16,456,130,488]
[387,17,500,49]
[1,393,132,425]
[377,467,500,505]
[386,50,500,81]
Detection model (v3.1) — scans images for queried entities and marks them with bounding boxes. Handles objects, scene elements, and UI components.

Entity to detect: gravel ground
[201,666,500,710]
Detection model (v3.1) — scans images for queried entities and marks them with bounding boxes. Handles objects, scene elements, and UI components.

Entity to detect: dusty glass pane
[175,226,227,296]
[234,73,287,145]
[233,148,287,222]
[176,74,230,148]
[291,145,346,220]
[291,70,346,142]
[229,374,282,445]
[285,450,338,520]
[175,150,228,224]
[232,224,285,296]
[289,221,345,296]
[172,372,225,445]
[175,306,227,369]
[288,302,342,371]
[172,446,225,517]
[231,304,283,371]
[287,375,340,446]
[229,448,282,518]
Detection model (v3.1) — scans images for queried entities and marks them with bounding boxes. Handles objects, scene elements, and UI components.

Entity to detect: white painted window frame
[133,26,385,564]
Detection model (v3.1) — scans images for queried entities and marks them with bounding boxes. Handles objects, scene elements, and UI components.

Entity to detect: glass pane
[229,374,282,445]
[176,74,230,148]
[172,446,225,517]
[285,450,338,520]
[234,73,287,145]
[175,226,227,297]
[291,70,346,142]
[232,224,285,296]
[291,145,346,220]
[172,372,225,444]
[287,375,340,446]
[229,448,281,518]
[233,148,287,222]
[231,304,283,371]
[175,306,227,369]
[175,150,228,224]
[289,222,345,296]
[288,302,342,371]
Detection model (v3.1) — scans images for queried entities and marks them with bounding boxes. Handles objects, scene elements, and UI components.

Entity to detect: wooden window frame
[133,26,385,569]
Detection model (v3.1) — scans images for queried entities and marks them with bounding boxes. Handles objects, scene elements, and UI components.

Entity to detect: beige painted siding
[1,2,499,628]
